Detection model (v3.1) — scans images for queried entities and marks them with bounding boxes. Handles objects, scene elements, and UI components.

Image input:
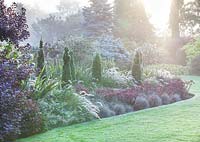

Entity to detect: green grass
[18,76,200,142]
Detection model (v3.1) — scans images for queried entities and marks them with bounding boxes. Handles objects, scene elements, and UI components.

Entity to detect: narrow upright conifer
[132,51,143,83]
[62,47,72,86]
[37,39,45,77]
[92,53,102,82]
[69,51,76,80]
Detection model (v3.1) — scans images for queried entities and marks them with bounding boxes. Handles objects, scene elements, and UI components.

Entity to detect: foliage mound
[189,55,200,76]
[184,38,200,64]
[144,64,188,77]
[147,94,162,107]
[38,87,100,130]
[134,95,150,111]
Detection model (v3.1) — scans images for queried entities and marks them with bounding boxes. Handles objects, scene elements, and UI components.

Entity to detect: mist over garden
[1,0,200,142]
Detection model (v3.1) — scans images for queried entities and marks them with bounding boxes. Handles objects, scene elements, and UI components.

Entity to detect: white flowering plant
[103,67,133,87]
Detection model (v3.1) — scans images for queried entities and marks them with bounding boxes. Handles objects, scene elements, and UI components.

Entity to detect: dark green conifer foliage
[169,0,184,39]
[37,39,45,77]
[114,0,154,42]
[62,48,72,86]
[69,51,76,80]
[92,53,102,82]
[132,51,143,82]
[83,0,113,36]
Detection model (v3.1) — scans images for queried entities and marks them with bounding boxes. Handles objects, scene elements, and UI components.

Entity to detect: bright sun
[143,0,172,35]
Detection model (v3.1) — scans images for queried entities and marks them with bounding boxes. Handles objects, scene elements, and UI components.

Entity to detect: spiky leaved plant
[62,47,72,86]
[92,53,102,82]
[37,39,45,77]
[69,51,76,80]
[132,51,143,83]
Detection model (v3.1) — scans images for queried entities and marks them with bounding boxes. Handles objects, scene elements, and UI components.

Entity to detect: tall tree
[180,0,200,36]
[83,0,113,37]
[113,0,132,37]
[169,0,184,39]
[114,0,154,42]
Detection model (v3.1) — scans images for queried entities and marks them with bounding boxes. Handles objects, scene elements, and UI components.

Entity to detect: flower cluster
[149,69,174,79]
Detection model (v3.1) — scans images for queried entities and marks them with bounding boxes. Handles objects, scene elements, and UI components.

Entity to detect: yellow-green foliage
[144,64,188,77]
[132,51,143,82]
[62,48,72,85]
[69,51,76,80]
[92,53,102,82]
[183,38,200,64]
[37,39,45,77]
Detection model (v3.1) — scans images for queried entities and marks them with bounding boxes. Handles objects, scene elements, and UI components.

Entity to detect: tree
[92,53,102,82]
[32,15,66,43]
[169,0,184,39]
[113,0,154,42]
[57,0,80,16]
[32,12,84,44]
[0,1,30,44]
[83,0,113,37]
[180,0,200,36]
[62,48,72,86]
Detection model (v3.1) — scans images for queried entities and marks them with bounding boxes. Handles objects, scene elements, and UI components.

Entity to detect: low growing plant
[38,87,99,130]
[144,64,188,78]
[189,55,200,75]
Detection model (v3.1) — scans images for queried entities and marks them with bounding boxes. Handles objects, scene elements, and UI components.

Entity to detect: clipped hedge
[144,64,188,77]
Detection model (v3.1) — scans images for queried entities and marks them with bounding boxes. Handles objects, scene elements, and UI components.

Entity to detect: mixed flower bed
[0,1,197,142]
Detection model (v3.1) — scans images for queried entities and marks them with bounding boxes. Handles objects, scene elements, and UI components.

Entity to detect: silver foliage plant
[92,35,131,68]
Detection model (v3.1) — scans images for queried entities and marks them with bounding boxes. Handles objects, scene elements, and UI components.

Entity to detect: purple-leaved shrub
[0,1,42,141]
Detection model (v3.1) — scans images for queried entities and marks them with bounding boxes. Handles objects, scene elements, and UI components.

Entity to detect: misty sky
[5,0,184,34]
[5,0,87,13]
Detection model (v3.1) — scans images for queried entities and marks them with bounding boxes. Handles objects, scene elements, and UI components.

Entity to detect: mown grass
[18,76,200,142]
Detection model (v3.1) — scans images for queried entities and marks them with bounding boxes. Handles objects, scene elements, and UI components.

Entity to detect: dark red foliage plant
[96,78,193,105]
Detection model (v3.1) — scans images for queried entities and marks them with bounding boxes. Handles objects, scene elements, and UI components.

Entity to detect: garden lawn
[18,76,200,142]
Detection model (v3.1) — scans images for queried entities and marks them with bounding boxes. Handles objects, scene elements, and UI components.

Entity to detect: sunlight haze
[5,0,172,32]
